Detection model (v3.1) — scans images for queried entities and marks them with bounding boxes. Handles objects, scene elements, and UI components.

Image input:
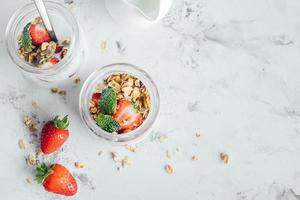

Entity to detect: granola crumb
[26,178,32,184]
[196,132,201,138]
[121,156,131,168]
[24,116,37,133]
[27,154,37,166]
[101,41,107,50]
[164,164,174,174]
[98,151,103,156]
[111,152,120,162]
[220,152,229,164]
[74,77,81,84]
[192,155,198,161]
[166,150,171,159]
[32,101,39,109]
[58,90,67,96]
[125,145,136,153]
[18,139,26,150]
[74,162,84,169]
[50,88,58,94]
[158,134,168,142]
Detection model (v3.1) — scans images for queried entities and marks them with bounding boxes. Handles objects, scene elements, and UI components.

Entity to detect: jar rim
[5,1,80,74]
[79,63,160,144]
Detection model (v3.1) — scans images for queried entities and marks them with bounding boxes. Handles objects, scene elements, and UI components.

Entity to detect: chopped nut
[111,152,120,162]
[41,42,49,51]
[220,153,229,164]
[18,139,26,150]
[165,164,174,174]
[121,156,131,167]
[58,90,67,96]
[134,79,141,87]
[125,145,136,153]
[74,162,84,168]
[24,116,33,128]
[32,101,39,109]
[192,155,198,161]
[51,88,58,94]
[27,154,37,166]
[74,77,81,84]
[26,178,32,184]
[89,106,98,114]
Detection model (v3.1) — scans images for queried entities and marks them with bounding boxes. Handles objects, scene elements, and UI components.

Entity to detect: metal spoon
[33,0,58,42]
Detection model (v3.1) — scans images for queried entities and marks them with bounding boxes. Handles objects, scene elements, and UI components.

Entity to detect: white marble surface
[1,0,300,199]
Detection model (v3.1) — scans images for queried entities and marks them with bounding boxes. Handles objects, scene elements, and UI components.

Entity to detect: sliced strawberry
[112,100,143,132]
[49,58,59,65]
[55,45,64,54]
[91,92,101,106]
[29,24,51,45]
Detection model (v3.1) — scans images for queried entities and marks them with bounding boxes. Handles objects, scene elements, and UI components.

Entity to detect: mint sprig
[21,23,32,49]
[99,87,117,115]
[96,113,120,133]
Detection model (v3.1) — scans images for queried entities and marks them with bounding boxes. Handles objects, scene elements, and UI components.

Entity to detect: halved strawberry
[112,99,143,132]
[49,58,59,65]
[91,92,101,106]
[29,23,51,45]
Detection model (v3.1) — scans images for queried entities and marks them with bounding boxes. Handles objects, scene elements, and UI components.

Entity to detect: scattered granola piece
[26,178,32,184]
[74,162,84,169]
[27,154,37,166]
[74,77,81,84]
[111,152,120,162]
[196,132,201,138]
[165,164,174,174]
[101,41,107,50]
[98,151,103,156]
[125,145,136,153]
[220,152,229,164]
[192,155,198,161]
[18,139,26,150]
[51,87,58,94]
[166,150,171,159]
[24,116,37,133]
[58,90,67,96]
[158,134,168,142]
[32,101,39,109]
[121,156,131,168]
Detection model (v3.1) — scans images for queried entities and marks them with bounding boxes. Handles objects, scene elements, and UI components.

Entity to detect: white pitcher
[105,0,173,26]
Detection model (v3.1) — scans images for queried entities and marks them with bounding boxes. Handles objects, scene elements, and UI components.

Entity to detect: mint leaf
[21,23,32,49]
[96,114,120,133]
[99,87,117,115]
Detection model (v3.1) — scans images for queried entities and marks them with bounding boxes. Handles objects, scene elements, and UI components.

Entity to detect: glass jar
[5,1,84,84]
[79,63,160,145]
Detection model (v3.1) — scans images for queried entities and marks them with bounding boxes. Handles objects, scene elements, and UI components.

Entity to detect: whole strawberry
[40,115,69,155]
[36,163,77,196]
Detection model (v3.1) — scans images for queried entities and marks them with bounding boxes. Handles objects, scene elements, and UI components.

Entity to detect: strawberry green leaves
[96,113,120,133]
[35,163,54,184]
[99,87,117,115]
[21,23,32,50]
[53,115,69,130]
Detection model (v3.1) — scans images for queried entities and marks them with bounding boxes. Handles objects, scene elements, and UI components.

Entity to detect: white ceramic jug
[105,0,173,26]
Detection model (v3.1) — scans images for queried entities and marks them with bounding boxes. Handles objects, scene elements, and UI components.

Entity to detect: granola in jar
[17,17,70,67]
[89,73,151,134]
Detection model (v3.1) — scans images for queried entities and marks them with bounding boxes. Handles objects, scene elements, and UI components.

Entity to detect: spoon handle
[33,0,58,42]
